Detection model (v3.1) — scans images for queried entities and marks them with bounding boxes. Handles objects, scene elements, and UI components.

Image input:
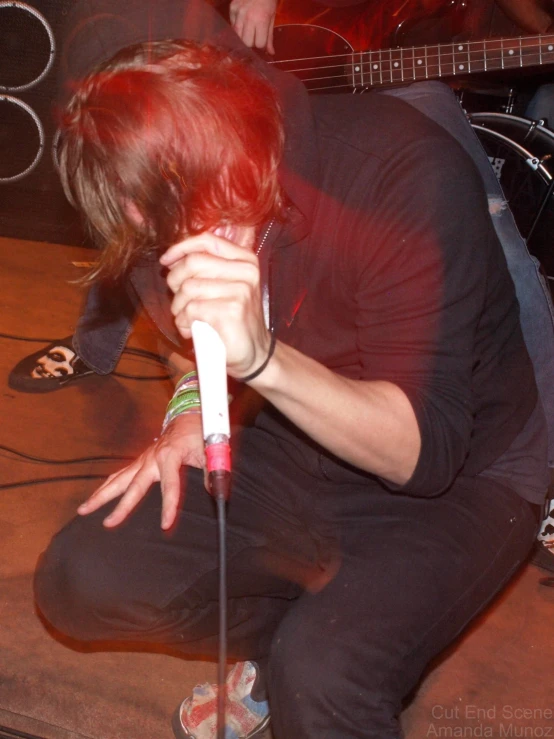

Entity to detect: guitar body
[274,0,465,53]
[272,25,353,91]
[270,0,472,92]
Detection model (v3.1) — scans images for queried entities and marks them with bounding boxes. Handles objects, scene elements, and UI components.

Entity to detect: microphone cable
[192,321,232,739]
[207,463,232,739]
[213,479,230,739]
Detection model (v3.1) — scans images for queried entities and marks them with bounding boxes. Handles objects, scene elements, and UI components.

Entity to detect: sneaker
[172,661,270,739]
[532,498,554,574]
[8,337,96,393]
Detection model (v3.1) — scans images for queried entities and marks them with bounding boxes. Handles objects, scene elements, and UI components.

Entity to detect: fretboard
[350,34,554,88]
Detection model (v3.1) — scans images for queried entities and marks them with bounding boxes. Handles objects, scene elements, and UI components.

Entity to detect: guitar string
[268,32,553,75]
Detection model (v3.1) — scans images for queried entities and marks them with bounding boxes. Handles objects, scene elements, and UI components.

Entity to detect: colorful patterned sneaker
[8,337,96,393]
[172,661,270,739]
[533,497,554,574]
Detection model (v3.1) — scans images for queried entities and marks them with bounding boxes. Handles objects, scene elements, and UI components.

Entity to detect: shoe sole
[171,704,271,739]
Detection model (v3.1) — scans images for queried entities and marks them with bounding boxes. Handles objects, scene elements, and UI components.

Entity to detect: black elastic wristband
[238,333,277,383]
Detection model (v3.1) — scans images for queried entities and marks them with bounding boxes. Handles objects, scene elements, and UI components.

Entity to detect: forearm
[249,340,421,485]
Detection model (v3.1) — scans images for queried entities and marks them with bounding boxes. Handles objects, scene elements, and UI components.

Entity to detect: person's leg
[381,81,554,468]
[34,420,540,738]
[34,426,328,658]
[72,280,137,374]
[268,477,539,739]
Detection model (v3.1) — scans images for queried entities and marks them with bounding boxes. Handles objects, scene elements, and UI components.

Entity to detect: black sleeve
[353,132,513,496]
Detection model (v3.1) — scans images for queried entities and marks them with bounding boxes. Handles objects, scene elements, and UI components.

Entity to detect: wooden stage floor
[0,235,552,739]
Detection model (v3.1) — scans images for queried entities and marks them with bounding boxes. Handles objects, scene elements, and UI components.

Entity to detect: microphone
[191,320,231,739]
[191,320,231,501]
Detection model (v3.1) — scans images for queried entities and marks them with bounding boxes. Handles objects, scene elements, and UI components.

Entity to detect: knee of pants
[267,604,404,739]
[34,518,151,643]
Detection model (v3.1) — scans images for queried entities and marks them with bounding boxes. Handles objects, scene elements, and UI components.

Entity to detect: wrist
[237,333,277,384]
[245,337,282,391]
[162,370,201,433]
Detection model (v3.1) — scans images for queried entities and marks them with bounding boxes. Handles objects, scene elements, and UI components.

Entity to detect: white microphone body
[191,320,231,498]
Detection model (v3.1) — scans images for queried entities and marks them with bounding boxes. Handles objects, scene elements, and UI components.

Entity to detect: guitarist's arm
[494,0,553,34]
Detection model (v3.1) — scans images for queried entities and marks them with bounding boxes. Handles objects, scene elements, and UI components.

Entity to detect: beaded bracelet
[175,371,199,393]
[161,370,201,433]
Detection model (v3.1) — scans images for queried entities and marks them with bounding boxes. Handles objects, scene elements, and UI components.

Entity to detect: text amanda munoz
[426,704,554,737]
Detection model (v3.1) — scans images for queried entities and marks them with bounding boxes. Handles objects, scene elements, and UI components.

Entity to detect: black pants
[35,426,539,738]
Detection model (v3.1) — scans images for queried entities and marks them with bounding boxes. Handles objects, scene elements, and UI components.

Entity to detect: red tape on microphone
[206,442,231,474]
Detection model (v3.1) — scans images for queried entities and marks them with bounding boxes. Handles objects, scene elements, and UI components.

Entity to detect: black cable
[0,444,133,465]
[0,334,164,487]
[0,474,107,491]
[216,493,228,739]
[0,725,49,739]
[0,332,72,344]
[111,346,173,381]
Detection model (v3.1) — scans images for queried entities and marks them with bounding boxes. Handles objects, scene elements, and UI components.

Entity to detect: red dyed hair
[58,40,285,280]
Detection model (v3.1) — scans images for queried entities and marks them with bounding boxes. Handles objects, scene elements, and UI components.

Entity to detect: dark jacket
[62,0,544,501]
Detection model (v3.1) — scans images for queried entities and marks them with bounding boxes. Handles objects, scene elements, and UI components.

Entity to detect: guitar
[269,24,554,92]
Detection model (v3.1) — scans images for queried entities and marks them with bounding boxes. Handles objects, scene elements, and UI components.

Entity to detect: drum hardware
[470,112,554,280]
[457,85,520,116]
[500,88,518,116]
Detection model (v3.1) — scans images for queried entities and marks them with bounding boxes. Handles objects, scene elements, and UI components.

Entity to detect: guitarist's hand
[229,0,277,54]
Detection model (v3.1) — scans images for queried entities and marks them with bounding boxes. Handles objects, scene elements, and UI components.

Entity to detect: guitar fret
[453,43,470,75]
[400,49,404,82]
[357,34,554,90]
[353,51,363,88]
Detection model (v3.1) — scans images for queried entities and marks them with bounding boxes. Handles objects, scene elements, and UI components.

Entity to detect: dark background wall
[0,0,88,246]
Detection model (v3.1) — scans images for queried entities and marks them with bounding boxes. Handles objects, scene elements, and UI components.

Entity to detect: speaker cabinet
[0,1,88,245]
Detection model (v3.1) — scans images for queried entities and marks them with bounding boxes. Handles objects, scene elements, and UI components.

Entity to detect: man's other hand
[77,413,205,530]
[229,0,278,54]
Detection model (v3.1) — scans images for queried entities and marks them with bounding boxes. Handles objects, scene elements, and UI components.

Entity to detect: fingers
[265,16,275,56]
[159,447,185,530]
[165,250,259,295]
[160,230,256,268]
[77,463,140,516]
[76,418,205,529]
[163,240,262,344]
[77,451,159,528]
[228,0,277,53]
[102,468,156,528]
